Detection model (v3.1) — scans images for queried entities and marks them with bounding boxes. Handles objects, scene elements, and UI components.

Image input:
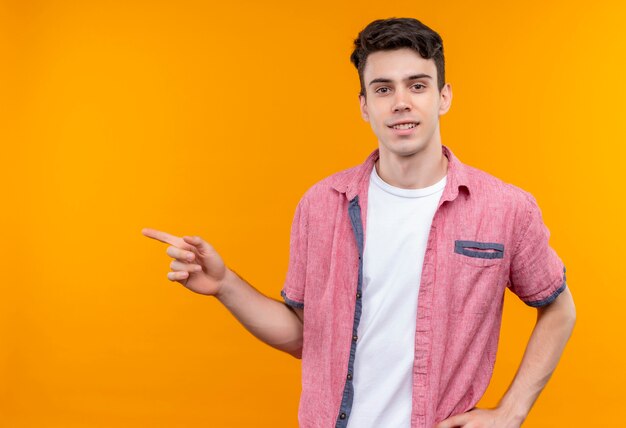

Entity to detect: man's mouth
[389,122,419,130]
[387,121,420,130]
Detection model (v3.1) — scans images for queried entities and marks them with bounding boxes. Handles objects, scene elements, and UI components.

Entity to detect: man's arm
[437,287,576,428]
[142,228,304,359]
[216,268,304,358]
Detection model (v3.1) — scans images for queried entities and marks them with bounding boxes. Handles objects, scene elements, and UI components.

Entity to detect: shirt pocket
[454,240,504,267]
[451,240,506,313]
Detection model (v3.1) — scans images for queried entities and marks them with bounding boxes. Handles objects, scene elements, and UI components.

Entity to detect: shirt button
[352,335,358,341]
[356,291,362,299]
[347,373,353,380]
[340,413,346,419]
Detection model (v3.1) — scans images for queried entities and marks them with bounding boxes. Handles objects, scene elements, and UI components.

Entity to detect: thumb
[182,235,226,278]
[182,235,215,257]
[436,412,470,428]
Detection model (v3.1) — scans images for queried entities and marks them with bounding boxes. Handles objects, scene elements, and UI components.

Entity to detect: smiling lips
[390,122,418,130]
[387,121,420,133]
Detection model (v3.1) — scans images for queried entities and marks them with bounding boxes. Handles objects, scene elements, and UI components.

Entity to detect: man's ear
[438,83,453,115]
[359,94,369,122]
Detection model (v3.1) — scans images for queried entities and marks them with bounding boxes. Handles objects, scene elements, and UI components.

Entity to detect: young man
[143,18,576,428]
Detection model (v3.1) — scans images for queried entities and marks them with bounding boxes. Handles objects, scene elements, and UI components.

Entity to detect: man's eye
[412,83,426,90]
[375,87,390,94]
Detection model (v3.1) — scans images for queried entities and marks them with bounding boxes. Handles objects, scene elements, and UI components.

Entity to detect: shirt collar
[330,145,471,203]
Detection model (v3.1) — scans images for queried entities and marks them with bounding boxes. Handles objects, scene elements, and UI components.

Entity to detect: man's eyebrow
[368,74,433,86]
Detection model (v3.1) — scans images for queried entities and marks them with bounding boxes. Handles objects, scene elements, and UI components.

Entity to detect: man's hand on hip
[436,407,524,428]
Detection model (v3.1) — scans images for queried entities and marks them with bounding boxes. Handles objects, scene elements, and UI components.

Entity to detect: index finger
[142,228,183,246]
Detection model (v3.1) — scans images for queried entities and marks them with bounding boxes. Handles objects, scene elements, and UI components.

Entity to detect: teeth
[391,123,417,130]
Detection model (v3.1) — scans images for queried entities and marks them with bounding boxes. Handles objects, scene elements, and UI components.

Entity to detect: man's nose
[392,89,411,112]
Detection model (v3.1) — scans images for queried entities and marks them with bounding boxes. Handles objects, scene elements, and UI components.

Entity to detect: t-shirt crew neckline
[371,165,447,198]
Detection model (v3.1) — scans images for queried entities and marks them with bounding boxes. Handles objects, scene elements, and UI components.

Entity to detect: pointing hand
[142,228,228,296]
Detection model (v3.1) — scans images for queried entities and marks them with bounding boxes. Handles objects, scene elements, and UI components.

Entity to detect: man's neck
[375,143,448,189]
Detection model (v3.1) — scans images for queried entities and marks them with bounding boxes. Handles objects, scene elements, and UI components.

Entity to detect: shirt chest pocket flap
[454,240,504,267]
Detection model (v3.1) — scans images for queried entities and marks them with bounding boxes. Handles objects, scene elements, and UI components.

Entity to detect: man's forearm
[215,268,304,358]
[497,287,576,423]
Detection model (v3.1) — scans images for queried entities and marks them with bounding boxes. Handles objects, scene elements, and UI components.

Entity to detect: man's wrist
[215,268,236,301]
[496,395,530,425]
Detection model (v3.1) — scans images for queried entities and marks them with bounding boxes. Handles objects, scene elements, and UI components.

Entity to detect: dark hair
[350,17,445,96]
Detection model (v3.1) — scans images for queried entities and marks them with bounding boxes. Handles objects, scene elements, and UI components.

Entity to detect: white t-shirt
[346,165,446,428]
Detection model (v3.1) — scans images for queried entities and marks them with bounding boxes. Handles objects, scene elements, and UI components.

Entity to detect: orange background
[1,0,625,426]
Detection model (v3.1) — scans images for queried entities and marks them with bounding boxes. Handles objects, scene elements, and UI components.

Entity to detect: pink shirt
[281,146,566,428]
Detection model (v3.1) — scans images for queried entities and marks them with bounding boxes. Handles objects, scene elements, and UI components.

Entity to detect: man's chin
[379,140,429,158]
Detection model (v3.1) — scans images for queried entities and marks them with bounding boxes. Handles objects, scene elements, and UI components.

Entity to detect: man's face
[359,48,452,158]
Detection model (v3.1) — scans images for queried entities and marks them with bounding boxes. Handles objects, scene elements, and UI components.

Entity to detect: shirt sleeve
[280,195,309,309]
[508,192,567,307]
